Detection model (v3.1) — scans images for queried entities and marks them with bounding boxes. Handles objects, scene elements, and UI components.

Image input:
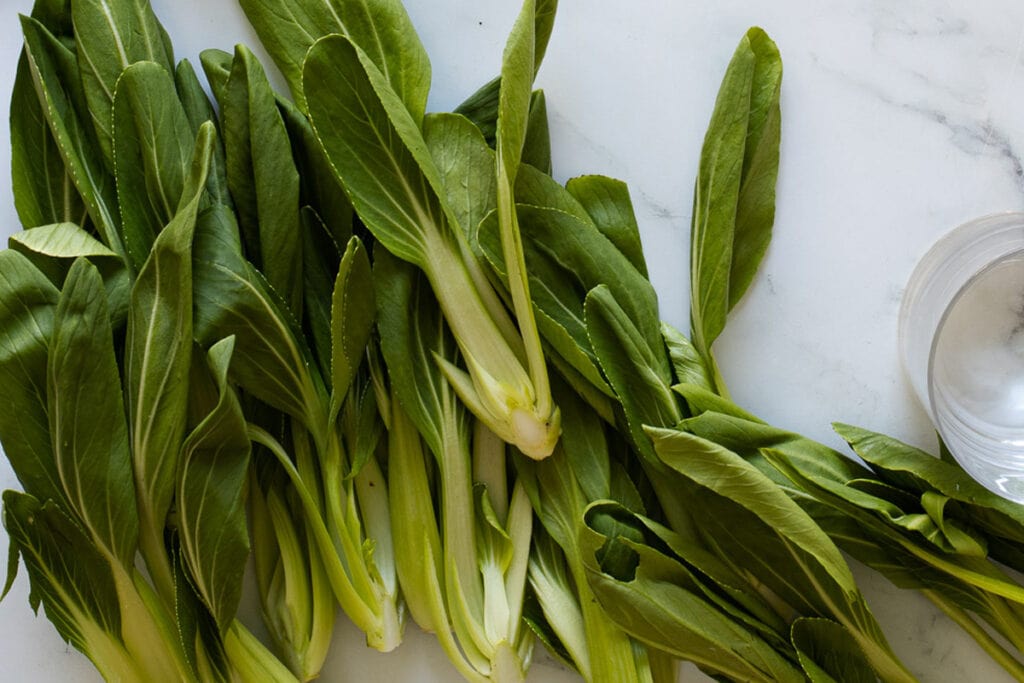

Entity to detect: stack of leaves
[3,1,294,680]
[8,0,1024,682]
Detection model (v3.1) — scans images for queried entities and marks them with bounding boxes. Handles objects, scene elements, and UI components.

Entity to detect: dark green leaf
[330,237,374,419]
[10,50,86,229]
[193,206,326,438]
[238,0,430,118]
[49,258,138,567]
[0,251,63,508]
[20,16,123,258]
[112,60,196,274]
[126,123,213,594]
[304,34,446,268]
[71,0,174,168]
[174,59,231,209]
[278,97,353,247]
[171,539,231,682]
[566,175,647,277]
[585,286,678,464]
[300,208,340,378]
[578,501,804,683]
[454,77,500,146]
[2,493,124,661]
[219,45,303,314]
[791,618,876,683]
[646,427,911,681]
[177,337,251,633]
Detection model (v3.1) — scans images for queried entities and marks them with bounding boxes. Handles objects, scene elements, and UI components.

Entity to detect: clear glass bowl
[899,212,1024,502]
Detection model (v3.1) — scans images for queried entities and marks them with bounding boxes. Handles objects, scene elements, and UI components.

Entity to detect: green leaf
[494,0,552,427]
[478,204,657,401]
[10,223,116,259]
[690,28,782,357]
[678,405,872,487]
[791,618,876,683]
[171,541,232,683]
[453,0,557,146]
[10,50,86,229]
[661,323,712,391]
[27,0,74,36]
[0,251,63,508]
[585,286,679,464]
[522,90,551,175]
[304,34,453,268]
[174,59,231,209]
[424,113,497,250]
[309,34,555,458]
[455,77,501,147]
[374,250,451,459]
[646,427,913,682]
[278,97,353,248]
[192,206,326,439]
[112,60,196,274]
[20,15,123,258]
[766,449,1024,606]
[126,123,214,598]
[300,209,340,378]
[330,237,374,420]
[49,258,138,567]
[578,501,804,683]
[177,337,251,633]
[198,49,232,105]
[71,0,174,168]
[2,493,132,676]
[219,45,303,315]
[566,175,647,277]
[238,0,430,118]
[9,223,129,329]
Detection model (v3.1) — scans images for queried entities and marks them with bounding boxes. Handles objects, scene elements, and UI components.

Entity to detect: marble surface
[2,0,1024,681]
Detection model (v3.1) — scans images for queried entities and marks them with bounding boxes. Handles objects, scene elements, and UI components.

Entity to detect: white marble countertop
[2,1,1023,681]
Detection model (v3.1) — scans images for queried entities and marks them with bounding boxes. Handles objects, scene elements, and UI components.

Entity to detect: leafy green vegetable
[303,26,560,458]
[377,249,533,680]
[689,27,782,395]
[71,0,174,167]
[238,0,430,117]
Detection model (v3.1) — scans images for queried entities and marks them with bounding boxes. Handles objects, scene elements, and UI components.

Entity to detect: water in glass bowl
[930,249,1024,500]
